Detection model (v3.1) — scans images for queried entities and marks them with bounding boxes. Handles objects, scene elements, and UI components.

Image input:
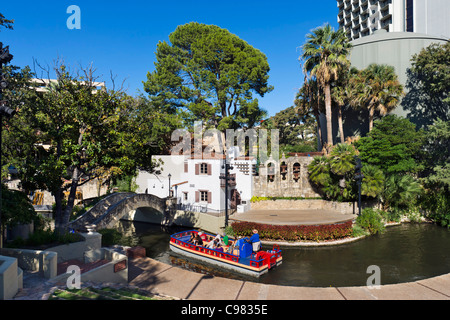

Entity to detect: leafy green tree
[144,22,273,130]
[1,185,36,243]
[403,42,449,128]
[268,105,316,153]
[419,119,450,226]
[301,24,352,147]
[355,115,425,175]
[350,64,404,132]
[421,119,450,187]
[4,63,154,234]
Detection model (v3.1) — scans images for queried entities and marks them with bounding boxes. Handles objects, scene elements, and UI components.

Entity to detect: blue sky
[0,0,338,117]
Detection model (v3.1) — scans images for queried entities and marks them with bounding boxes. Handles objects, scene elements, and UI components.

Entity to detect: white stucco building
[136,150,256,214]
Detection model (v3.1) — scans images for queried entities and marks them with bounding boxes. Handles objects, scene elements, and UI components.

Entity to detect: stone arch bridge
[68,193,177,232]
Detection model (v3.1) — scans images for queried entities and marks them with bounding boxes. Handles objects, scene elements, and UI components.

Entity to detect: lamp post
[168,173,172,198]
[220,160,234,228]
[0,42,14,248]
[354,155,364,216]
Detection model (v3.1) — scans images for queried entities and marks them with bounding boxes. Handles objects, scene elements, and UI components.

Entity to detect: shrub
[355,208,385,235]
[230,221,353,242]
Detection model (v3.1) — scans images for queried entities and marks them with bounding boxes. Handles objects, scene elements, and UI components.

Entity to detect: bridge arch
[69,193,176,232]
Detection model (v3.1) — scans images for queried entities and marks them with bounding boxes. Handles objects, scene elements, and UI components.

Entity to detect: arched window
[293,163,301,182]
[280,161,287,180]
[267,162,275,183]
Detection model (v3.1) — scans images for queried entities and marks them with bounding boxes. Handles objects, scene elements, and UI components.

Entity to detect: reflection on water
[116,221,450,288]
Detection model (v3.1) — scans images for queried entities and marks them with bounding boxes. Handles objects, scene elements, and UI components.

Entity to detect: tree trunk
[324,83,333,146]
[58,167,80,235]
[53,188,64,234]
[338,104,345,143]
[369,106,375,132]
[314,112,323,151]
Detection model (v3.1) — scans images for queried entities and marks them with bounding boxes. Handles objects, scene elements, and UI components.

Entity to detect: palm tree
[361,164,385,199]
[296,78,325,148]
[332,67,359,143]
[301,24,352,147]
[351,64,404,132]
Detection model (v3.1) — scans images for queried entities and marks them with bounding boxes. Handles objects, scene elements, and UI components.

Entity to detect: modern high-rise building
[337,0,450,41]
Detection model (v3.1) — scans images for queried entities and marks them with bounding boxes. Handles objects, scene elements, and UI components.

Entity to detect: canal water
[116,221,450,288]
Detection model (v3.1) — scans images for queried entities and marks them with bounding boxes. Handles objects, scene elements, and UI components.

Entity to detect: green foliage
[308,144,386,202]
[349,64,403,131]
[382,174,422,212]
[406,42,450,125]
[144,22,273,129]
[98,229,138,247]
[422,119,450,188]
[361,164,385,198]
[329,143,356,176]
[7,229,84,249]
[1,184,36,228]
[355,208,385,235]
[301,24,352,146]
[355,115,425,175]
[3,62,156,234]
[268,105,317,153]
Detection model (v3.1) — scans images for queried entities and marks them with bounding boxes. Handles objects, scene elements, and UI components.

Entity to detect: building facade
[338,0,450,41]
[136,153,256,214]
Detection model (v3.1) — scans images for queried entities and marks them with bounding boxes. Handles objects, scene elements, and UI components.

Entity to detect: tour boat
[169,230,282,277]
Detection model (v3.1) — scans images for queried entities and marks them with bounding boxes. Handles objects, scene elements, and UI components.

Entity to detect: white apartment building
[337,0,450,41]
[135,150,256,214]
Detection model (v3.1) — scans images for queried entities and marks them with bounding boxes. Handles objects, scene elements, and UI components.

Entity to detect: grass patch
[50,286,166,300]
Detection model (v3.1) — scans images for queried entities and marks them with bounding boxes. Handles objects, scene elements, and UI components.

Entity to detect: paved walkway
[128,257,450,300]
[230,209,356,226]
[12,256,450,300]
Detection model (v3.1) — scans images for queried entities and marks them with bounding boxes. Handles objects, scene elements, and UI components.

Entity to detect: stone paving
[10,256,450,300]
[128,257,450,300]
[230,209,356,226]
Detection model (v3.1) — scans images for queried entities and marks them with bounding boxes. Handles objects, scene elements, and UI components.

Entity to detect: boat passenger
[207,238,219,249]
[193,234,203,246]
[198,230,208,242]
[188,233,196,243]
[248,229,261,253]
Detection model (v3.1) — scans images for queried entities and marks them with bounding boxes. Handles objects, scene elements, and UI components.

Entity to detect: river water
[116,221,450,288]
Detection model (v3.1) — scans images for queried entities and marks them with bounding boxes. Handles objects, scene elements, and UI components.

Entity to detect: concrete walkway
[230,209,356,226]
[128,257,450,300]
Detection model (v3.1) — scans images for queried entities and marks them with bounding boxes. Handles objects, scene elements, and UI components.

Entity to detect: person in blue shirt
[248,229,261,253]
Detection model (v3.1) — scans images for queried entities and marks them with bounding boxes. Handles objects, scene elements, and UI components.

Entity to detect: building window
[183,192,188,201]
[195,162,211,175]
[406,0,414,32]
[200,163,208,174]
[200,191,208,202]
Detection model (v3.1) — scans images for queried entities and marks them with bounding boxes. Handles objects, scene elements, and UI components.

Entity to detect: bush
[7,229,84,249]
[355,208,385,235]
[231,221,353,242]
[98,229,123,247]
[98,229,138,247]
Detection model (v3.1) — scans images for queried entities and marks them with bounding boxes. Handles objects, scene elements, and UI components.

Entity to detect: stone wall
[253,154,321,199]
